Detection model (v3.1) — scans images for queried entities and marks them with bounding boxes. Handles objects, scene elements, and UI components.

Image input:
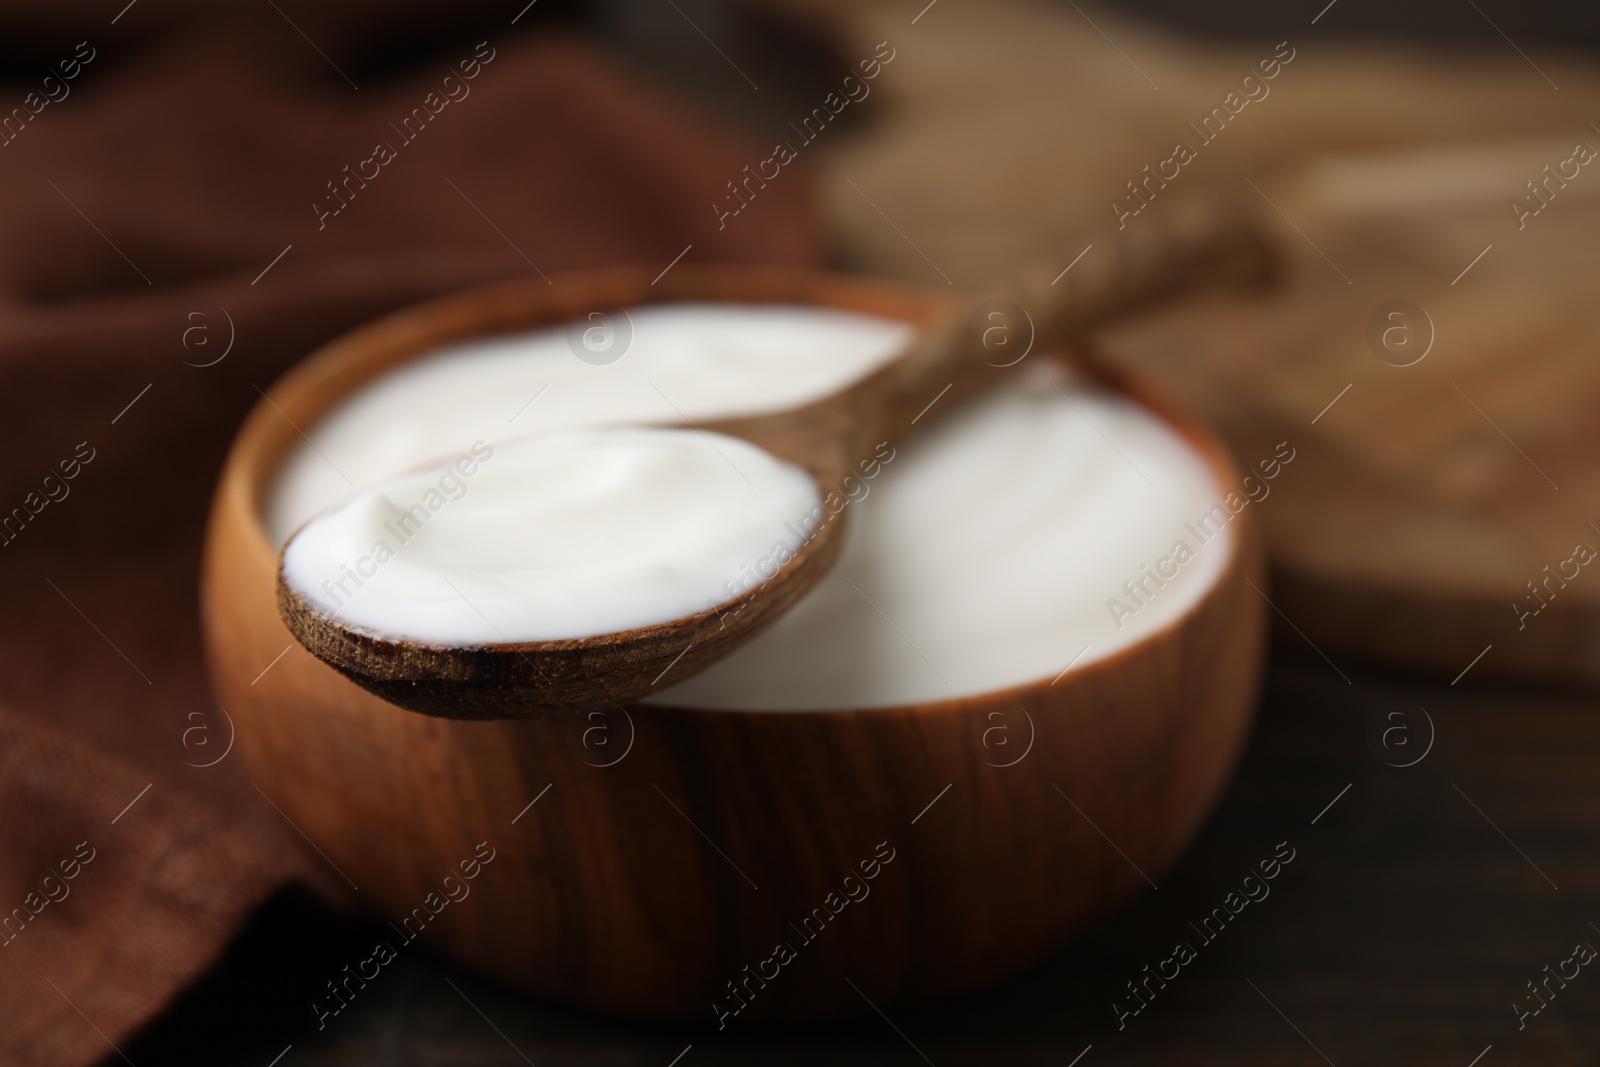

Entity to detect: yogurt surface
[279,427,820,645]
[652,366,1232,709]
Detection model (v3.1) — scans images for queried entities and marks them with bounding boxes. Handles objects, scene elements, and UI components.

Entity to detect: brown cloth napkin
[0,13,816,1065]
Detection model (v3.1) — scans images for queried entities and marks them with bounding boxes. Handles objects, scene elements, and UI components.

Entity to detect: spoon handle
[851,200,1280,450]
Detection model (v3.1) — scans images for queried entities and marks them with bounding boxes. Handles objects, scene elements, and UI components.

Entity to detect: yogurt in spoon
[279,426,820,644]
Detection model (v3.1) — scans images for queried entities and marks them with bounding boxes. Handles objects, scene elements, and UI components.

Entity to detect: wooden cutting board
[1108,142,1600,685]
[785,0,1600,683]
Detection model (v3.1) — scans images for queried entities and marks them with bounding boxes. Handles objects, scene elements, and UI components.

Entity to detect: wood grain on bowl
[200,268,1267,1021]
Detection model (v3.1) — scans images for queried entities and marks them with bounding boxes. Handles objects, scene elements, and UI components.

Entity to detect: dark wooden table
[120,643,1600,1065]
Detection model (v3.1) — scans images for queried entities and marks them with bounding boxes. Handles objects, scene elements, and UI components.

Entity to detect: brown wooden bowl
[200,266,1267,1025]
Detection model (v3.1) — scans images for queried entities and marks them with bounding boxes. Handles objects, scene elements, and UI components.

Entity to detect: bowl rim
[221,264,1255,720]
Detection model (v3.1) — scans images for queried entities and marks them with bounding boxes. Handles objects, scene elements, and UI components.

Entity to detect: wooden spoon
[277,203,1279,719]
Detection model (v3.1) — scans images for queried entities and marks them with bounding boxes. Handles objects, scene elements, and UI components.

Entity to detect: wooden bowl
[200,266,1267,1024]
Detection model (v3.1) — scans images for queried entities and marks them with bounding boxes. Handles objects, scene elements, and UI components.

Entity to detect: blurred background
[1,1,1598,1064]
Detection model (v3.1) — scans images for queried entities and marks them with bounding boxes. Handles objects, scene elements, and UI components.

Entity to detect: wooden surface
[794,0,1600,683]
[124,650,1600,1064]
[203,268,1265,1020]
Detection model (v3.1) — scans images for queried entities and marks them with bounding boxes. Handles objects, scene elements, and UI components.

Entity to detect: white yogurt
[264,304,912,545]
[279,427,820,644]
[651,367,1231,709]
